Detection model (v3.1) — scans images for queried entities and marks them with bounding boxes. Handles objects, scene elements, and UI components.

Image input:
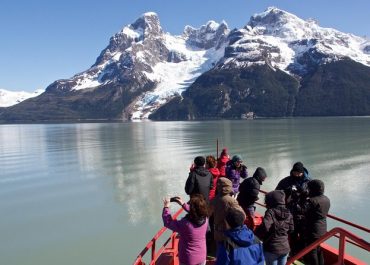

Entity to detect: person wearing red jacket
[217,148,230,177]
[205,155,220,255]
[206,155,220,201]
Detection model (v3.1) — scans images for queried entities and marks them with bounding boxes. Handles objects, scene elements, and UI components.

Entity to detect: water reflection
[68,118,370,227]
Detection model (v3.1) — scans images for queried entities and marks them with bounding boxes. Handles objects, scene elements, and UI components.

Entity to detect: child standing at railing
[255,190,294,265]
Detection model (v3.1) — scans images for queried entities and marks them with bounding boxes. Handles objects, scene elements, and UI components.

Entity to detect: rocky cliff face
[1,7,369,122]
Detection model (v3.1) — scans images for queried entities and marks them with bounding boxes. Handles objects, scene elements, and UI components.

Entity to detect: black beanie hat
[194,156,206,167]
[292,162,305,173]
[225,208,245,229]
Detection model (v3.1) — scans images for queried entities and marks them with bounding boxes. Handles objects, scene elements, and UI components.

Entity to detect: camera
[170,196,180,203]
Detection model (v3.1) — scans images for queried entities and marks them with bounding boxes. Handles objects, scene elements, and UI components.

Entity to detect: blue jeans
[264,251,288,265]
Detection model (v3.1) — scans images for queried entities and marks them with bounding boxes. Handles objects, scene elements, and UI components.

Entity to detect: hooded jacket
[304,179,331,239]
[185,166,213,202]
[237,167,266,210]
[217,155,230,177]
[210,177,245,242]
[225,160,248,194]
[216,225,264,265]
[255,190,294,255]
[208,167,220,200]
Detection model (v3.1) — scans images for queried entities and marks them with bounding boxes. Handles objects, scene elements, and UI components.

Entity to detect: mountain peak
[183,20,229,49]
[141,12,158,18]
[93,12,164,66]
[131,12,163,37]
[249,6,304,28]
[246,7,316,40]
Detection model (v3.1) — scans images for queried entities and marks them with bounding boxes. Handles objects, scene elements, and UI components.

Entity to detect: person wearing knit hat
[225,208,246,229]
[231,154,243,163]
[225,154,248,195]
[276,161,311,195]
[292,162,305,174]
[216,207,265,265]
[275,161,311,256]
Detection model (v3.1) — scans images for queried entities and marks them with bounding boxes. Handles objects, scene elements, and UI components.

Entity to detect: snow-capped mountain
[0,89,44,107]
[1,7,369,122]
[45,12,229,119]
[219,7,370,76]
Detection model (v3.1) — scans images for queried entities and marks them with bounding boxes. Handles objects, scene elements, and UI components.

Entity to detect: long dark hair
[188,194,209,224]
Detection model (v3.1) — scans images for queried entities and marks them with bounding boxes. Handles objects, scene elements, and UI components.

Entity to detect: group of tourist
[162,148,330,265]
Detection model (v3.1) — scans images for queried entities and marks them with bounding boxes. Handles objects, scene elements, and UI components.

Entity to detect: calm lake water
[1,118,369,264]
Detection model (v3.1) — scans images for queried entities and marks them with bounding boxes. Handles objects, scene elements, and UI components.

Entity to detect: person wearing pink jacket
[162,194,209,265]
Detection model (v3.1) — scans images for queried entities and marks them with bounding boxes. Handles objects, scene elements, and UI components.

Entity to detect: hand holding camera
[163,197,171,208]
[170,196,184,205]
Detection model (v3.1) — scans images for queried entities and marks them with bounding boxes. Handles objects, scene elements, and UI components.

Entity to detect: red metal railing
[133,208,184,265]
[286,227,370,265]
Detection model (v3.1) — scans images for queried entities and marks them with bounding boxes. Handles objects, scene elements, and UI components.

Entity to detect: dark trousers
[304,237,324,265]
[206,215,217,256]
[289,230,305,256]
[289,216,306,256]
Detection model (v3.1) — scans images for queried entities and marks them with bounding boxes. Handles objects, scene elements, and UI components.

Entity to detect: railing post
[151,239,156,265]
[173,234,179,265]
[171,233,175,249]
[338,233,346,264]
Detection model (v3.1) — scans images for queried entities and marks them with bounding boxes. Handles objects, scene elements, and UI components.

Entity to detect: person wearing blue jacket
[216,208,264,265]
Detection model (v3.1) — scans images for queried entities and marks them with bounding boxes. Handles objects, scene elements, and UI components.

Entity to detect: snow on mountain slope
[56,13,229,119]
[131,33,226,119]
[0,89,44,107]
[220,7,370,74]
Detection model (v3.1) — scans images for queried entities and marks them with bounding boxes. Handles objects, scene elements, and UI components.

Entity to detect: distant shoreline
[1,116,370,125]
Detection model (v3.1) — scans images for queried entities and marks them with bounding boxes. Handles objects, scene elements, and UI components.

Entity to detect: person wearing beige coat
[209,177,246,242]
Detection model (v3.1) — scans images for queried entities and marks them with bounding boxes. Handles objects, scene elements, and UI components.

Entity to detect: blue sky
[1,0,369,92]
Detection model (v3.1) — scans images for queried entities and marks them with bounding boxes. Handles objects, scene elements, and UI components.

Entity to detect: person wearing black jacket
[275,162,311,208]
[237,167,267,229]
[275,161,311,254]
[303,179,330,265]
[185,156,213,203]
[255,190,294,265]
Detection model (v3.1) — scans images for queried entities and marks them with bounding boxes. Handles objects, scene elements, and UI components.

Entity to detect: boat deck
[133,190,370,265]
